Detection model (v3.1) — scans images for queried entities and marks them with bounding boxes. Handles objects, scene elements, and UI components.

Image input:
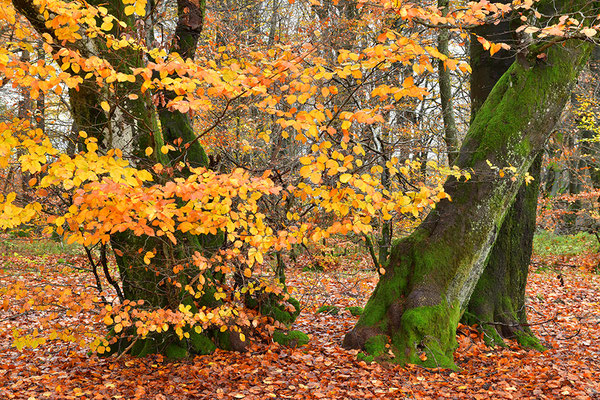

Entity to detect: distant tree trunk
[35,42,45,134]
[437,0,459,164]
[343,37,592,368]
[462,6,543,349]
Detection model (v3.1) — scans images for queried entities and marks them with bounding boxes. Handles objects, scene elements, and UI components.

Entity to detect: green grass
[533,230,600,257]
[0,237,82,257]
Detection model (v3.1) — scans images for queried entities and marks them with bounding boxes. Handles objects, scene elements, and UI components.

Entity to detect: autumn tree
[5,0,302,357]
[343,0,599,368]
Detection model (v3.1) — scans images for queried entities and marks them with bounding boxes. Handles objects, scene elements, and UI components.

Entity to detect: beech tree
[343,0,599,368]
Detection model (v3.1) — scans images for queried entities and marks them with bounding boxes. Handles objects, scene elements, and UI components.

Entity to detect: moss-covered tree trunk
[464,155,543,348]
[343,38,593,368]
[462,7,543,349]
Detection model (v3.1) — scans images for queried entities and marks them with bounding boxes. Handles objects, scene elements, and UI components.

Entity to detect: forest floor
[0,235,599,399]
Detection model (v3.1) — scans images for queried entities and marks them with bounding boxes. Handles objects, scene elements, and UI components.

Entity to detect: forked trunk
[343,41,592,368]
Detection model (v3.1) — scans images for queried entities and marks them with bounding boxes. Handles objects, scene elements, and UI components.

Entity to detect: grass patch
[533,230,599,258]
[0,237,82,257]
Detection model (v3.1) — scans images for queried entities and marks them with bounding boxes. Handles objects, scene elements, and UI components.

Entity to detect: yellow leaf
[144,251,154,264]
[100,20,113,31]
[300,156,312,165]
[310,171,322,184]
[477,36,491,51]
[582,28,597,38]
[339,173,351,183]
[490,43,502,56]
[145,147,153,156]
[286,95,297,104]
[160,145,168,154]
[101,101,110,112]
[87,142,98,152]
[135,1,146,16]
[243,268,252,278]
[239,333,246,342]
[222,69,237,82]
[299,165,312,178]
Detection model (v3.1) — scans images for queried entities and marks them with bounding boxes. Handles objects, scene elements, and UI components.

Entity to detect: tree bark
[343,39,592,368]
[463,155,543,349]
[463,5,543,349]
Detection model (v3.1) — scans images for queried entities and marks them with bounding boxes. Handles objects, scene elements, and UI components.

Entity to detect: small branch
[0,311,32,323]
[84,246,107,303]
[362,234,379,271]
[561,328,581,340]
[479,314,557,328]
[100,244,124,301]
[115,335,140,361]
[531,261,578,269]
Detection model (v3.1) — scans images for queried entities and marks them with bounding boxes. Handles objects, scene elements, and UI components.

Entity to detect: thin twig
[115,335,140,361]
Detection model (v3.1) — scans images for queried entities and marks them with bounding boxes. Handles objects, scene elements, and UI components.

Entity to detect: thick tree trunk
[463,5,543,349]
[464,155,543,349]
[343,40,592,368]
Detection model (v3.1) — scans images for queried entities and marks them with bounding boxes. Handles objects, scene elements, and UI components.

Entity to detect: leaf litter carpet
[0,251,599,399]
